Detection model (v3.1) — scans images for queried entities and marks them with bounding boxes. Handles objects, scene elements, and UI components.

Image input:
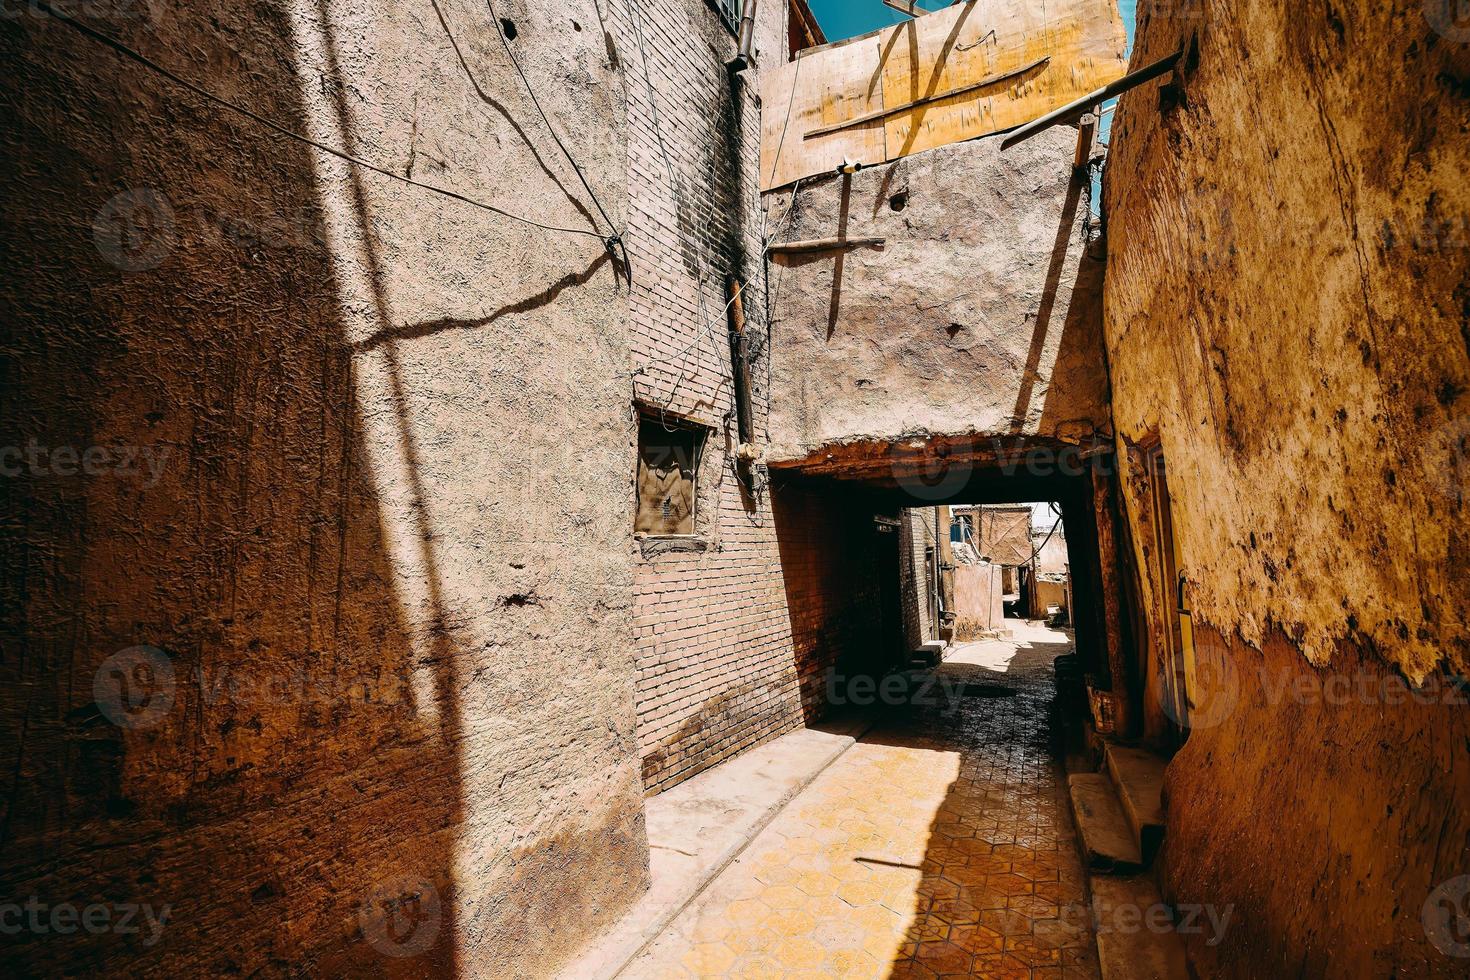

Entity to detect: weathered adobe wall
[1,1,643,976]
[1105,0,1470,975]
[619,0,839,793]
[762,131,1111,464]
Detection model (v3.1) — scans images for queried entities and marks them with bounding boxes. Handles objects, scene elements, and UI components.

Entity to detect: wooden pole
[767,236,885,256]
[1000,50,1181,150]
[726,277,754,448]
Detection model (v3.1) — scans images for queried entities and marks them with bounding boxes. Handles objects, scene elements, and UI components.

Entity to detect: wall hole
[500,18,517,40]
[889,190,910,212]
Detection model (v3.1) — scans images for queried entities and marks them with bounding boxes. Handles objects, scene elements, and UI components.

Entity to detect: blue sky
[808,0,1137,54]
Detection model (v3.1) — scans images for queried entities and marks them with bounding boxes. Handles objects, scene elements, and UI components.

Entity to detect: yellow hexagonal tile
[757,884,807,911]
[794,871,839,898]
[724,898,767,929]
[836,878,886,908]
[726,953,783,980]
[679,942,736,976]
[758,906,816,937]
[772,935,825,971]
[823,947,881,978]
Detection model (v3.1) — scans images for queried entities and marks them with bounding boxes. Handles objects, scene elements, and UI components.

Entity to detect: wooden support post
[1001,50,1181,150]
[1074,108,1098,179]
[937,505,955,633]
[726,277,754,450]
[767,236,885,256]
[1091,461,1131,735]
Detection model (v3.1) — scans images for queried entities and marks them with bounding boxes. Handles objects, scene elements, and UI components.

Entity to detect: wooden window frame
[634,413,708,538]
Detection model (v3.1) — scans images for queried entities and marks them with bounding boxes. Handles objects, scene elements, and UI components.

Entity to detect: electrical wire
[33,0,610,242]
[484,0,628,273]
[1024,511,1065,565]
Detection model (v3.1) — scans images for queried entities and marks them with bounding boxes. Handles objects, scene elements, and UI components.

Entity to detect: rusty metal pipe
[731,0,759,69]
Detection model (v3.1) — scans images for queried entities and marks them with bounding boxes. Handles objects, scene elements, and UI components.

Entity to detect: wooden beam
[1073,108,1097,176]
[1001,50,1180,150]
[767,236,886,255]
[804,56,1051,140]
[883,0,923,17]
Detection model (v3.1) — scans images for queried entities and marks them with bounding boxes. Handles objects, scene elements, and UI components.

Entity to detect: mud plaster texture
[762,130,1111,464]
[1,0,646,975]
[1163,627,1470,978]
[1104,1,1470,976]
[1106,0,1470,683]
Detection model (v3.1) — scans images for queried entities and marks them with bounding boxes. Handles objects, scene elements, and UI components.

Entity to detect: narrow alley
[626,623,1097,980]
[3,0,1466,977]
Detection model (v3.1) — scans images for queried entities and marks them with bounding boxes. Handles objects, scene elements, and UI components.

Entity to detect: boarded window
[635,417,704,536]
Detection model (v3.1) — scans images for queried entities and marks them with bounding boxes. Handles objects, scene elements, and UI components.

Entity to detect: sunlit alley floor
[625,621,1096,979]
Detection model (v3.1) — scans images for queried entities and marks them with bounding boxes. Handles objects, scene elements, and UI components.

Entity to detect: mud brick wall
[0,1,644,975]
[613,0,840,792]
[1105,1,1470,975]
[760,132,1111,465]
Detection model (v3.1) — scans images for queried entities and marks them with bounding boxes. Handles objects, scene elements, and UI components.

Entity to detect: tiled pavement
[624,622,1099,979]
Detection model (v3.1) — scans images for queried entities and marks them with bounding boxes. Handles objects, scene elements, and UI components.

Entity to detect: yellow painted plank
[760,35,887,191]
[759,0,1127,191]
[881,0,1125,160]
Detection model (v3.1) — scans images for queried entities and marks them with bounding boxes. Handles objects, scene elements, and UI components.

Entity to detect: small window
[711,0,743,35]
[635,416,705,536]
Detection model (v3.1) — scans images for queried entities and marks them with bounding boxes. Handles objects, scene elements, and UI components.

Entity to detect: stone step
[1090,875,1191,980]
[1067,773,1143,873]
[910,640,946,667]
[1105,742,1168,864]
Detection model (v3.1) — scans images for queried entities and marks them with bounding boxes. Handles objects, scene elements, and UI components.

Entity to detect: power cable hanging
[484,0,629,274]
[34,0,608,242]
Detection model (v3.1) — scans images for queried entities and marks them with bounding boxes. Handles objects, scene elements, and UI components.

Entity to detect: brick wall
[610,0,815,793]
[773,485,895,718]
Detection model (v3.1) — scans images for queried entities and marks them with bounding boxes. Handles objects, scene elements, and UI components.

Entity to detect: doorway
[1141,442,1196,743]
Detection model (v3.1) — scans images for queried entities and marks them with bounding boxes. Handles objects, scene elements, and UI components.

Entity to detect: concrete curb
[595,715,877,980]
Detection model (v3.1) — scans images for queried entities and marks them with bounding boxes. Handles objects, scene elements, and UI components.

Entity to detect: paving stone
[624,623,1096,978]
